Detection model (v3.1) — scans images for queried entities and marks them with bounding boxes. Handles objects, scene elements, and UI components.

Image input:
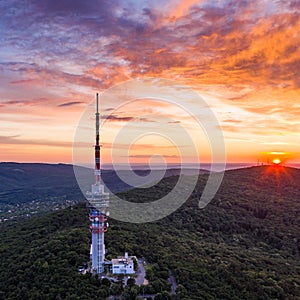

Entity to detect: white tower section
[86,93,109,274]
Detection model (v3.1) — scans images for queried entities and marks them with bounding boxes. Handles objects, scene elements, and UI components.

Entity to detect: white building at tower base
[111,252,135,275]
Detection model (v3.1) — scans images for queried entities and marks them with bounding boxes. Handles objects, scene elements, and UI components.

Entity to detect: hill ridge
[0,165,299,299]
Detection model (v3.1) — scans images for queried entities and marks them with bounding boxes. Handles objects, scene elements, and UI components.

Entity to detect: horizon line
[1,161,300,172]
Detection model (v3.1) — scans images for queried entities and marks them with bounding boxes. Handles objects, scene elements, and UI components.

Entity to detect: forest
[0,166,299,299]
[0,162,192,221]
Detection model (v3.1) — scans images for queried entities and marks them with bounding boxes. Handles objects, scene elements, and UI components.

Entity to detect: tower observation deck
[86,93,109,274]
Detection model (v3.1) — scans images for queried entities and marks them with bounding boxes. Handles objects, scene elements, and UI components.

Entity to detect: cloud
[123,154,178,158]
[222,118,242,124]
[10,79,37,85]
[1,98,48,107]
[102,114,134,122]
[58,101,84,107]
[1,0,300,162]
[96,142,181,150]
[166,0,202,21]
[0,135,71,148]
[31,0,110,16]
[101,114,155,123]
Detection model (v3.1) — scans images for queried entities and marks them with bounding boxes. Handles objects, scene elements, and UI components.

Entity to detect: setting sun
[261,151,295,166]
[272,158,281,165]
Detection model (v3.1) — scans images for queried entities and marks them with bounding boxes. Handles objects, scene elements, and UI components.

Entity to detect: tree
[132,257,138,271]
[101,278,111,287]
[127,277,136,287]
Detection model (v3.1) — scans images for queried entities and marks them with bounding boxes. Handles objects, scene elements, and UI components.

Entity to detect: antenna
[95,93,100,148]
[96,92,99,113]
[95,93,101,183]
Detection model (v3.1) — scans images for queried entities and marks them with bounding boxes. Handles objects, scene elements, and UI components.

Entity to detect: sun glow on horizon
[272,158,281,165]
[261,151,296,166]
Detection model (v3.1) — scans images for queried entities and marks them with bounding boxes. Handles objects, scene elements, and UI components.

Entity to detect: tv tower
[86,93,109,274]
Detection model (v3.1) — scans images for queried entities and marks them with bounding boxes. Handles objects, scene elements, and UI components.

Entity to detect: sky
[1,0,300,165]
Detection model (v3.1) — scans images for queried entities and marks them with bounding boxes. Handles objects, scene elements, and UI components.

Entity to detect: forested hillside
[0,163,82,205]
[0,162,203,220]
[0,166,299,299]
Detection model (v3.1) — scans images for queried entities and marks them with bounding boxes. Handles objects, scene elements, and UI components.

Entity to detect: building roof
[112,257,133,265]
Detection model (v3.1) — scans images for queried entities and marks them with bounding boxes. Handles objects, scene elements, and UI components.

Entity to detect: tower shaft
[87,93,109,274]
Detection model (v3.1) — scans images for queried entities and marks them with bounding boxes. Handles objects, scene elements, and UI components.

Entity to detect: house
[111,252,135,274]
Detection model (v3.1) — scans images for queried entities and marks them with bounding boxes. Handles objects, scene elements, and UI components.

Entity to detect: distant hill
[0,163,83,205]
[0,162,207,205]
[0,162,207,219]
[0,166,299,299]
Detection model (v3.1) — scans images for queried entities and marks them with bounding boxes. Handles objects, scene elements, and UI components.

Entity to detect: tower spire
[95,93,101,183]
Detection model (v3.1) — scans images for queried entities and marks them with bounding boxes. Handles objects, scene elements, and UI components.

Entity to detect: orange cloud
[167,0,202,21]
